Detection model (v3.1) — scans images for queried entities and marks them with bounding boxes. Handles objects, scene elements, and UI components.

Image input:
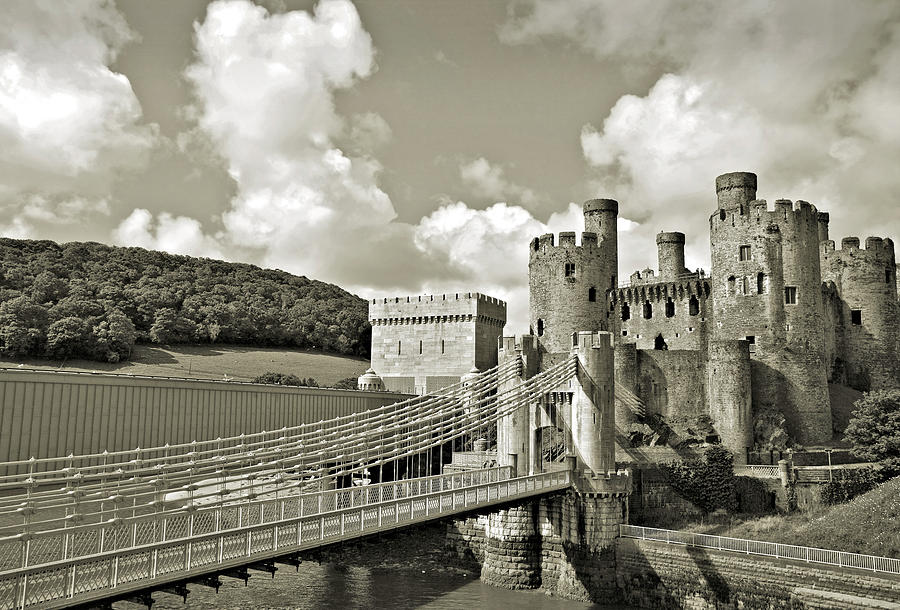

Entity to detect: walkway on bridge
[0,356,578,609]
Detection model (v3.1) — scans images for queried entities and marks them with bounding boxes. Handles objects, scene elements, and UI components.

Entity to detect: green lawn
[685,476,900,558]
[0,344,369,385]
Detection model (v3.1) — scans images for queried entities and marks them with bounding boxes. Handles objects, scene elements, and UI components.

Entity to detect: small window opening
[741,276,750,295]
[740,245,751,262]
[746,335,756,353]
[537,318,544,336]
[533,238,540,251]
[419,340,423,354]
[665,298,675,318]
[887,268,893,284]
[851,309,862,325]
[610,275,616,289]
[784,286,797,305]
[688,327,694,333]
[654,334,668,350]
[643,301,653,319]
[689,295,700,316]
[757,273,766,294]
[621,302,630,321]
[565,263,576,277]
[719,209,726,221]
[622,330,628,336]
[727,275,736,295]
[588,287,597,302]
[572,332,578,347]
[398,340,401,355]
[441,340,445,354]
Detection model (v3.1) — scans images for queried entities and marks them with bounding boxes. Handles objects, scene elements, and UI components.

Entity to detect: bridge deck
[0,467,570,609]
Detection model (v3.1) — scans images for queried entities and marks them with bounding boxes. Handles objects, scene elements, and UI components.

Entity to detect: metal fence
[619,524,900,574]
[733,465,780,478]
[0,467,571,609]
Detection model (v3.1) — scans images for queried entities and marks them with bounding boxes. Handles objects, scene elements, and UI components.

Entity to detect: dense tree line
[0,238,370,362]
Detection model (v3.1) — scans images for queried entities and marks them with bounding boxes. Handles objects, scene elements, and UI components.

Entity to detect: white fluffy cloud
[0,0,157,237]
[114,209,225,259]
[503,0,900,274]
[116,0,595,332]
[459,157,542,207]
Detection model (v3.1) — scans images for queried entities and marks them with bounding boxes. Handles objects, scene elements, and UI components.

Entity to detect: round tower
[709,172,831,445]
[715,171,757,211]
[656,231,688,280]
[821,236,900,391]
[706,340,753,461]
[529,200,619,355]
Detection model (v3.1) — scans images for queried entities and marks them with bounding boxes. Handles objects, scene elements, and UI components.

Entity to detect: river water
[149,561,626,609]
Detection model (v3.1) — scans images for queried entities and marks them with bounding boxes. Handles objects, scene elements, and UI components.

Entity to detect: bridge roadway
[0,466,571,609]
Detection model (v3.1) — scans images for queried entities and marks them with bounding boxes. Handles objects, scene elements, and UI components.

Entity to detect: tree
[46,317,87,358]
[0,296,49,357]
[844,389,900,479]
[252,372,318,387]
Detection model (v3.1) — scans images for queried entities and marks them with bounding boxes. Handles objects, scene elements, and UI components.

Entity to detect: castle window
[665,298,675,318]
[746,335,756,353]
[851,309,862,325]
[654,334,668,350]
[572,332,578,347]
[588,287,597,302]
[784,286,797,305]
[565,263,576,277]
[537,318,544,336]
[398,340,402,355]
[621,302,630,321]
[719,209,726,221]
[887,268,893,284]
[643,301,653,319]
[740,244,751,260]
[689,295,700,316]
[441,340,445,354]
[419,340,423,354]
[727,276,736,295]
[622,330,628,336]
[757,273,766,294]
[741,276,750,295]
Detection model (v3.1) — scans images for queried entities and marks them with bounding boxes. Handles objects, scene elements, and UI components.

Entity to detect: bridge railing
[0,467,570,610]
[619,524,900,575]
[733,465,780,478]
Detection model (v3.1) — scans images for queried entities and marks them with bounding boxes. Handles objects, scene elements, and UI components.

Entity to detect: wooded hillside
[0,238,370,363]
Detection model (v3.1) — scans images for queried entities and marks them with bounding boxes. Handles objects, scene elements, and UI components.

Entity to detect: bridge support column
[572,332,615,483]
[497,336,538,477]
[480,501,541,589]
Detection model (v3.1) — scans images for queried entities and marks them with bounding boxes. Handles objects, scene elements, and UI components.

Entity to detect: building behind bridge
[363,171,900,460]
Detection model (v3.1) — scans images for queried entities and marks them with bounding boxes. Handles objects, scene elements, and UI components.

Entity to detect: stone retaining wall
[616,537,900,609]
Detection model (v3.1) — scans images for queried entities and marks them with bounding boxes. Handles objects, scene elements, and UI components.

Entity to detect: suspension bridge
[0,355,582,609]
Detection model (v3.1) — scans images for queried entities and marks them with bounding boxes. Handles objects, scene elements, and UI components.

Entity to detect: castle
[362,172,900,459]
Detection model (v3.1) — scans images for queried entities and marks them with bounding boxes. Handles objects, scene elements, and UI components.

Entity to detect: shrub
[252,371,318,387]
[660,445,737,514]
[819,468,879,505]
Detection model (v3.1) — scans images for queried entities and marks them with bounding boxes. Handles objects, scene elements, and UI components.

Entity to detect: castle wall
[611,279,711,351]
[709,173,831,445]
[369,292,506,394]
[706,340,753,457]
[821,237,900,391]
[634,349,706,420]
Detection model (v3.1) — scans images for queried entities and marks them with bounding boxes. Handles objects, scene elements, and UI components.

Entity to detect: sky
[2,0,899,333]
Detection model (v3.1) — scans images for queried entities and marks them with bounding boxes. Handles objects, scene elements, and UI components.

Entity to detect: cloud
[114,209,225,259]
[0,0,157,237]
[459,157,543,207]
[502,0,900,274]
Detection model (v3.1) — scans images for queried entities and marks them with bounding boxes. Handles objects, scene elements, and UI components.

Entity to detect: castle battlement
[612,277,711,305]
[821,236,896,261]
[531,231,600,252]
[369,292,507,328]
[371,292,505,307]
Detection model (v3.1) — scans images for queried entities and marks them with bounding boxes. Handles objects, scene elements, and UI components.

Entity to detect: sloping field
[698,476,900,558]
[0,344,368,385]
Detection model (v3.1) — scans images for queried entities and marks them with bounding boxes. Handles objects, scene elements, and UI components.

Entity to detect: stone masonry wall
[611,279,711,351]
[634,349,706,420]
[616,537,900,609]
[370,292,506,393]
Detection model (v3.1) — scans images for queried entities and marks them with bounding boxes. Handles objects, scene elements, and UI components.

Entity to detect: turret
[656,231,688,280]
[715,172,757,212]
[529,199,620,355]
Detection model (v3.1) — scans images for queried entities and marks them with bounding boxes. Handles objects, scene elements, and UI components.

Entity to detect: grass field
[685,476,900,558]
[0,344,369,385]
